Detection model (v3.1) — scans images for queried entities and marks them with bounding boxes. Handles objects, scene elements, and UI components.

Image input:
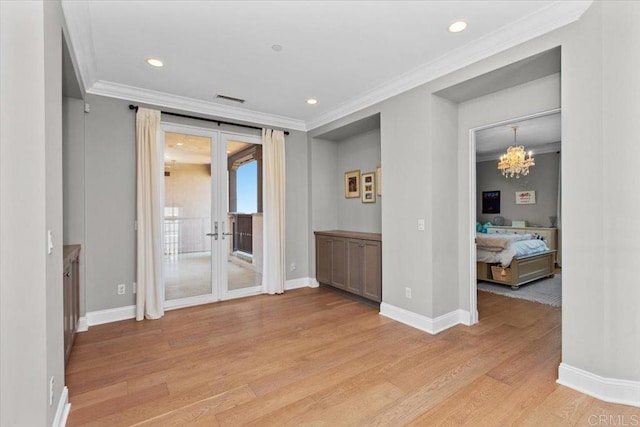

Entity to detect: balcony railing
[232,214,253,254]
[164,217,211,255]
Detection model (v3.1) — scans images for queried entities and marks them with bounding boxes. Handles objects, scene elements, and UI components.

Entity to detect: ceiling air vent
[215,94,246,104]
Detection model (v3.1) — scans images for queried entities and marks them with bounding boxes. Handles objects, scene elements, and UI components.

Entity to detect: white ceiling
[62,1,591,131]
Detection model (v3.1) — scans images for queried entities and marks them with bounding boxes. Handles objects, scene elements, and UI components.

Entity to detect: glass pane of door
[223,135,263,297]
[163,131,213,301]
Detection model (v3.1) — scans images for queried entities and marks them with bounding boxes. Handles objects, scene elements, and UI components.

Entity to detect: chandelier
[497,126,534,178]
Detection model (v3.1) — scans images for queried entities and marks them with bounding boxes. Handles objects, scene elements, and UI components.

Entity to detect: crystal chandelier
[497,126,535,178]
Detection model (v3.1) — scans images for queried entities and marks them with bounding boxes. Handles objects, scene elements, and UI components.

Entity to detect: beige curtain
[262,129,286,294]
[135,108,164,320]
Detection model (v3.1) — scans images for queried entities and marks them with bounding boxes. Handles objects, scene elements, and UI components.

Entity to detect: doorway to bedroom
[472,109,562,315]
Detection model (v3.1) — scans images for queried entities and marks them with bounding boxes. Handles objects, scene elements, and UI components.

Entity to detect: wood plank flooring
[66,288,638,426]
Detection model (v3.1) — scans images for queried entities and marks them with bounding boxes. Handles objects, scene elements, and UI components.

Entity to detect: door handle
[221,221,233,239]
[207,222,219,240]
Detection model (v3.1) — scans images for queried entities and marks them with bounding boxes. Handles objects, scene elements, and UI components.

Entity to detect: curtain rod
[128,104,290,135]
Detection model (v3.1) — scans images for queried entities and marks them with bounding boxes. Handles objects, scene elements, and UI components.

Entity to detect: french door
[161,122,263,309]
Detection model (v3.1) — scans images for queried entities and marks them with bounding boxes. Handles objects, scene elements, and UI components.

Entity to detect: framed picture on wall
[376,165,382,196]
[482,190,500,214]
[344,170,360,198]
[361,172,376,203]
[515,190,536,204]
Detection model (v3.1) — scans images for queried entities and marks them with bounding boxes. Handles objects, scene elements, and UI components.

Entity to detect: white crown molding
[88,80,307,132]
[558,363,640,407]
[306,1,592,130]
[61,0,97,90]
[380,303,470,335]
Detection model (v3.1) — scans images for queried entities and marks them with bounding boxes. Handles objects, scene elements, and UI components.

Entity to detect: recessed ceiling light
[271,44,283,52]
[176,142,183,146]
[448,20,467,33]
[146,58,164,67]
[307,98,318,105]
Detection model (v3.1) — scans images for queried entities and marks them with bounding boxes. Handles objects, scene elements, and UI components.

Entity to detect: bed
[476,233,556,289]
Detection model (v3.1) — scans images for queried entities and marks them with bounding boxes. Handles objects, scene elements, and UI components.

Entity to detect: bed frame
[476,250,556,290]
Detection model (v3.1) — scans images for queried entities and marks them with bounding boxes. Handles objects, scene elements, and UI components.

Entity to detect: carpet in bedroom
[477,274,561,306]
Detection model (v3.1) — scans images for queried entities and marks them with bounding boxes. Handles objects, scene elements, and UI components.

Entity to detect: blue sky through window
[236,160,257,213]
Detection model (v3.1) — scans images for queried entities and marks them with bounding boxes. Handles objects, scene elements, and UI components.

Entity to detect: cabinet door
[362,240,382,302]
[316,235,332,285]
[346,239,363,295]
[331,237,347,290]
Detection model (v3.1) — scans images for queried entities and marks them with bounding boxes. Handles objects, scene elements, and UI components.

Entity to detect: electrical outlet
[117,283,126,295]
[405,287,412,299]
[417,219,425,231]
[49,376,54,406]
[290,262,296,271]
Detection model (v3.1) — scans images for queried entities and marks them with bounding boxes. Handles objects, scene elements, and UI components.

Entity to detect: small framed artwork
[361,172,376,203]
[515,190,536,204]
[344,170,360,198]
[482,190,500,214]
[376,165,382,196]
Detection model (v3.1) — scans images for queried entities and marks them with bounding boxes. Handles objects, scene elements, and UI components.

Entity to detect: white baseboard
[52,386,70,427]
[380,303,470,334]
[80,280,319,330]
[558,363,640,407]
[285,277,319,290]
[80,279,319,330]
[77,316,88,332]
[85,305,136,327]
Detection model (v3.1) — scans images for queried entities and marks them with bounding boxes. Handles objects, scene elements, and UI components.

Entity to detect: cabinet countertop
[314,230,382,241]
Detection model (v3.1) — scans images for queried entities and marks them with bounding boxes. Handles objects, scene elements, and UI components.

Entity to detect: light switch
[47,230,53,254]
[417,219,425,231]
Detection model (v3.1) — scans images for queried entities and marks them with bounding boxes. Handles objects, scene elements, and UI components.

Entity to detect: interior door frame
[161,122,221,310]
[467,107,561,323]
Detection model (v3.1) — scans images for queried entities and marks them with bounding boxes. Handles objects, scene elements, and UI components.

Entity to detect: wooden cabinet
[316,234,348,290]
[63,245,80,365]
[315,231,382,303]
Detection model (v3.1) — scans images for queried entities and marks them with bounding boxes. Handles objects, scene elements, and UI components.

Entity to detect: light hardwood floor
[66,288,638,426]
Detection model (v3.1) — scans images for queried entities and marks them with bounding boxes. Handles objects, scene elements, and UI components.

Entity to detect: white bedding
[476,234,549,267]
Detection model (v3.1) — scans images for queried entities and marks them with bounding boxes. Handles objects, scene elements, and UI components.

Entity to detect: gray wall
[1,1,66,425]
[477,152,559,227]
[336,128,381,233]
[282,129,310,280]
[600,0,640,379]
[84,94,137,311]
[63,97,87,316]
[80,94,311,312]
